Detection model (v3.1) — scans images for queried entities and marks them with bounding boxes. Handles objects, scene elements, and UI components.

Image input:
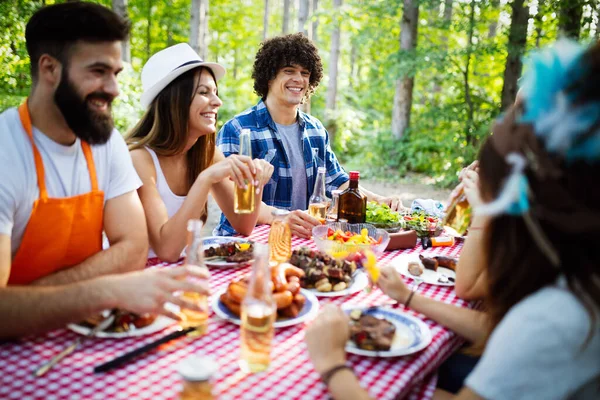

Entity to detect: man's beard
[54,70,115,145]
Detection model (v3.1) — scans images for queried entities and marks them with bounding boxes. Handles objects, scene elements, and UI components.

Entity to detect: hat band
[174,60,202,71]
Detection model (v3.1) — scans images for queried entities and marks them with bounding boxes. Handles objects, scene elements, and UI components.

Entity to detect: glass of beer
[239,244,275,373]
[234,129,255,214]
[180,219,209,336]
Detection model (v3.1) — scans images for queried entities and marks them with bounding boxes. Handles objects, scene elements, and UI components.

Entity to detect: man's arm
[32,190,148,286]
[1,231,208,338]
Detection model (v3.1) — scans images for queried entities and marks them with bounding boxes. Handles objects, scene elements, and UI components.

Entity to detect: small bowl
[368,221,403,233]
[312,222,390,256]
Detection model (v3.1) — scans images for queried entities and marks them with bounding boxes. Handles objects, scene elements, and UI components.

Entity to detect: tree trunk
[146,0,152,61]
[283,0,291,34]
[112,0,131,63]
[558,0,584,39]
[433,0,452,93]
[325,0,342,113]
[298,0,309,35]
[391,0,419,139]
[263,0,269,40]
[312,0,319,42]
[190,0,209,59]
[500,0,529,110]
[487,0,500,38]
[464,0,476,146]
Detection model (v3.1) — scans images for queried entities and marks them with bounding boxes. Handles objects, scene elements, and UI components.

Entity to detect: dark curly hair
[252,33,323,101]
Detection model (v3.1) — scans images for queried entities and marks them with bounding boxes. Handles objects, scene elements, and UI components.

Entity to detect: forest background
[0,0,598,187]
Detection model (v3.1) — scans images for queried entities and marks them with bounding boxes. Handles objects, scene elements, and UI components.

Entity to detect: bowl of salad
[400,211,442,238]
[312,222,390,256]
[365,202,403,233]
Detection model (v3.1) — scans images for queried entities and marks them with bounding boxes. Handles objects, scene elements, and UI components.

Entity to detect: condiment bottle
[326,190,341,222]
[239,244,276,373]
[442,186,472,236]
[177,356,218,400]
[337,171,367,223]
[308,167,329,223]
[234,129,255,214]
[268,209,292,264]
[421,236,455,249]
[180,219,209,336]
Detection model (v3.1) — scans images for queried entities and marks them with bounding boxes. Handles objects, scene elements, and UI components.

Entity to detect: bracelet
[320,364,353,386]
[404,290,416,308]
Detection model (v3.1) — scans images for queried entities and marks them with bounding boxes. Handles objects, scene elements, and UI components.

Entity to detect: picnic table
[0,225,474,400]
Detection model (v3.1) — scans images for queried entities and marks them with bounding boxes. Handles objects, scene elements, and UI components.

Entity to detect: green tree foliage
[0,0,596,187]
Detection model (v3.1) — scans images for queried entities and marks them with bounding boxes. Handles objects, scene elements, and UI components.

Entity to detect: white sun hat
[140,43,226,109]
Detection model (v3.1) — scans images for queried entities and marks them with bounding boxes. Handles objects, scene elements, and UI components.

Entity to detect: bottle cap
[317,166,326,174]
[349,171,360,180]
[177,355,218,382]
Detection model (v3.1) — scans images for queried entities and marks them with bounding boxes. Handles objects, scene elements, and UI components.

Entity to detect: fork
[33,314,115,377]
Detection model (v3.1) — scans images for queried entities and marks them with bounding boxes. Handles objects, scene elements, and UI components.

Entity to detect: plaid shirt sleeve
[216,120,240,157]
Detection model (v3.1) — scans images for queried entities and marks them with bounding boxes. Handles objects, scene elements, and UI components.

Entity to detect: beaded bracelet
[405,290,416,308]
[320,364,353,386]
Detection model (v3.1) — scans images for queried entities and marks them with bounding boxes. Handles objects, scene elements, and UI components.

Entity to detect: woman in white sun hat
[127,43,274,262]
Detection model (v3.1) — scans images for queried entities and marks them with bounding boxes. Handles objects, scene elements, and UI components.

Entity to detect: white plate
[343,306,432,357]
[67,305,179,338]
[202,236,254,268]
[391,253,456,286]
[212,288,319,329]
[307,270,369,298]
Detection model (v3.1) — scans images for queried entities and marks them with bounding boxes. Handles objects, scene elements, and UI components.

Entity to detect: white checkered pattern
[0,225,474,399]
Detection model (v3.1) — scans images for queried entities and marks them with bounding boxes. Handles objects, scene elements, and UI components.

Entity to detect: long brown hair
[126,67,217,223]
[478,121,600,345]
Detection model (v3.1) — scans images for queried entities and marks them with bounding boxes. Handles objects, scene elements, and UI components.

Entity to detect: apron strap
[18,102,48,200]
[80,142,99,192]
[18,100,101,196]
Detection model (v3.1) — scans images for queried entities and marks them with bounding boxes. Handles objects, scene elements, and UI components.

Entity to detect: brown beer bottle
[337,171,367,223]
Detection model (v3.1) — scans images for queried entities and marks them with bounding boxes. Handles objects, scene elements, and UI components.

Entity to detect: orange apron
[8,102,104,285]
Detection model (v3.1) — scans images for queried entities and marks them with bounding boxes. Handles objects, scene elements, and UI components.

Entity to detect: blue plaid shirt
[214,100,349,236]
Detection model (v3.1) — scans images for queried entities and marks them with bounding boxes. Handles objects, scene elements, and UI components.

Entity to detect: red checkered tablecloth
[0,225,474,400]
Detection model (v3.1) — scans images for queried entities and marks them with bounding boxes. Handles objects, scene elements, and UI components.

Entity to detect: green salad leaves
[366,202,400,224]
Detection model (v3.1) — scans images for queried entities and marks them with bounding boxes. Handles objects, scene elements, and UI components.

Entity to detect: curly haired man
[215,33,402,238]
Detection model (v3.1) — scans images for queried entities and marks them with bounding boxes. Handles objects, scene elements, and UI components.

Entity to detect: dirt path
[204,179,451,234]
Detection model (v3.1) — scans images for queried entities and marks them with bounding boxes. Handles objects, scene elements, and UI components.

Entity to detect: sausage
[272,262,306,292]
[278,302,299,318]
[286,280,301,296]
[273,290,294,309]
[226,280,248,304]
[434,256,457,271]
[293,293,306,309]
[419,254,439,271]
[220,293,241,316]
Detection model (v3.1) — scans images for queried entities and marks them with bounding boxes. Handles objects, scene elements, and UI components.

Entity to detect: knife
[33,314,116,377]
[93,326,197,373]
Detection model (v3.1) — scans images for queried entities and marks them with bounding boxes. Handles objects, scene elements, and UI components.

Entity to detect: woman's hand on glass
[204,154,256,187]
[252,159,274,193]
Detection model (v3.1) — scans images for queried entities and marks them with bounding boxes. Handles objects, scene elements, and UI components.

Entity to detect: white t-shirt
[466,280,600,399]
[0,107,142,257]
[144,147,186,259]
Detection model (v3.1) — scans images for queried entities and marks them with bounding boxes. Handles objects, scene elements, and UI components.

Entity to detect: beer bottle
[442,187,472,237]
[337,171,367,224]
[308,167,329,223]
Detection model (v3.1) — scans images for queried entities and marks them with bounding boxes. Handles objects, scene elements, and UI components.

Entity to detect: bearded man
[0,2,148,287]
